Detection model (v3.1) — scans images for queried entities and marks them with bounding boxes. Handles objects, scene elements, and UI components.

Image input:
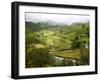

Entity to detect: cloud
[25,12,90,25]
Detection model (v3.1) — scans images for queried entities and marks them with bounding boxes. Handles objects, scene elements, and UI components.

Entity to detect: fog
[25,12,90,25]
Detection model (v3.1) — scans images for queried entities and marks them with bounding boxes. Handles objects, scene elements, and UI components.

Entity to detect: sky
[25,12,90,25]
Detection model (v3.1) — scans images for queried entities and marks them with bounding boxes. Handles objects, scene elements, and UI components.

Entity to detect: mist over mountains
[26,20,68,26]
[25,13,90,26]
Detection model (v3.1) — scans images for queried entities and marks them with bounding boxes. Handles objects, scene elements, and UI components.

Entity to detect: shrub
[26,46,55,68]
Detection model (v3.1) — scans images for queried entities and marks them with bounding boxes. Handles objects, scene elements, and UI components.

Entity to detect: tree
[71,36,81,49]
[26,46,55,68]
[71,23,89,65]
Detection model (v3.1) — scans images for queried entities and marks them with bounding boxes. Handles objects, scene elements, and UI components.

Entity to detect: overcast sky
[25,12,90,25]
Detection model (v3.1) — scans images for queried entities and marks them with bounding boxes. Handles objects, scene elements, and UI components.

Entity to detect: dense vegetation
[25,21,89,68]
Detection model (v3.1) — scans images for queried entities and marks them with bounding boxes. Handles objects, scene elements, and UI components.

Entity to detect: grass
[51,49,80,60]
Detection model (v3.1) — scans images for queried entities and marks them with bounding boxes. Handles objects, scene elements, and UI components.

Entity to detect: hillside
[25,21,89,68]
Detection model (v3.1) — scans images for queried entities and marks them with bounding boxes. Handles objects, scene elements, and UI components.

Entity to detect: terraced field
[25,21,89,68]
[51,49,80,60]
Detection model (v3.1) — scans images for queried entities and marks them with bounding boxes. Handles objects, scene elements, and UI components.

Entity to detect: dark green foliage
[61,59,67,66]
[26,47,55,68]
[71,36,81,48]
[25,33,40,45]
[61,59,73,66]
[81,48,89,65]
[66,60,74,66]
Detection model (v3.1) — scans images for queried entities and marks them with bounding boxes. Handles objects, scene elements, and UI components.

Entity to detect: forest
[25,21,89,68]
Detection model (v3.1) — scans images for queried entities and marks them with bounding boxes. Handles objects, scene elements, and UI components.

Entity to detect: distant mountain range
[26,20,68,27]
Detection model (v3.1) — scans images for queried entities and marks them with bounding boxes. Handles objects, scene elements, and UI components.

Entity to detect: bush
[26,46,55,68]
[81,48,89,65]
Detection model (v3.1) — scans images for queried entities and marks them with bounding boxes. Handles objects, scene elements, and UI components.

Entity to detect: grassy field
[51,49,80,60]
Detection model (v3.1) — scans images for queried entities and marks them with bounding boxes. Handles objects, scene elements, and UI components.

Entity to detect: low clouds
[25,12,90,25]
